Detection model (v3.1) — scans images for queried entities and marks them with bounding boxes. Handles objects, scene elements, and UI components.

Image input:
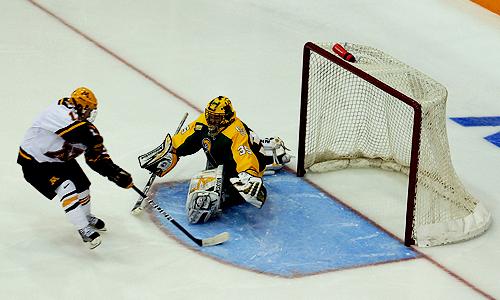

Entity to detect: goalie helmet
[70,87,98,122]
[205,96,236,137]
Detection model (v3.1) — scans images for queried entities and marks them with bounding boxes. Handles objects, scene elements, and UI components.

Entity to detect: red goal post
[296,42,491,247]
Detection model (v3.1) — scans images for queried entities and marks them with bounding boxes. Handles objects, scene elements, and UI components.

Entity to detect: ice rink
[2,0,499,299]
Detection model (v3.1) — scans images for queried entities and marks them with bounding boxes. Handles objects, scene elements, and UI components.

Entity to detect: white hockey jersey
[19,99,97,163]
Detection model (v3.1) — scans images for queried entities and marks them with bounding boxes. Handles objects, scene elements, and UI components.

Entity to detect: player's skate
[78,225,101,249]
[87,215,106,231]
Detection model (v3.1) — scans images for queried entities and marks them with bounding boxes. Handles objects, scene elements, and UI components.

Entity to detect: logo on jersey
[45,142,85,161]
[201,138,212,152]
[49,176,60,186]
[235,126,246,136]
[182,124,192,134]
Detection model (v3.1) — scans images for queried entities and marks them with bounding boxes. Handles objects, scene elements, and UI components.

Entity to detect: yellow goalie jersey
[172,113,267,179]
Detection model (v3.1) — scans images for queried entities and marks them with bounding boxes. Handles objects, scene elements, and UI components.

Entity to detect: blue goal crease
[149,171,420,277]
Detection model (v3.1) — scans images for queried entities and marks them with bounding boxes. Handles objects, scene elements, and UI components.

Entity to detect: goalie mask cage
[297,42,491,247]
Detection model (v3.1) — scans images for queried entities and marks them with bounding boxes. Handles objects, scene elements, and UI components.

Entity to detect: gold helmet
[205,96,236,137]
[71,87,98,122]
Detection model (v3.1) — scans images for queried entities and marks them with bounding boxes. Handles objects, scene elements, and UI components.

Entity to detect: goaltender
[140,96,290,223]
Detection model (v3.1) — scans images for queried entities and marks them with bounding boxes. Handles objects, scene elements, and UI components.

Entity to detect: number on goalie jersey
[17,87,134,249]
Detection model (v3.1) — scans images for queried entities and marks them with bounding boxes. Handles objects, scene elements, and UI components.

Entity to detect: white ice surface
[1,0,499,299]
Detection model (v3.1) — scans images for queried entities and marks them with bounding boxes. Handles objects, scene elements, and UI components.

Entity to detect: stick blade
[130,206,144,215]
[201,231,230,247]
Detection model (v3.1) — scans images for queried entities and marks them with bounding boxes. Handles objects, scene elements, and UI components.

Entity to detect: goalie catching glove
[230,172,267,208]
[138,134,178,177]
[260,137,292,173]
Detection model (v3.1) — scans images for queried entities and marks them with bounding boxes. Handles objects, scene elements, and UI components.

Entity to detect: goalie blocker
[138,134,179,177]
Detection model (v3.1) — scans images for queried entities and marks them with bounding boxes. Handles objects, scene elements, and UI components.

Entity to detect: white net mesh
[303,42,491,246]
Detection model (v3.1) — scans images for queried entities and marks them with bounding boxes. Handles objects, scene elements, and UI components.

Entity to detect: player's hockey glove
[85,146,133,188]
[230,172,267,208]
[107,165,133,189]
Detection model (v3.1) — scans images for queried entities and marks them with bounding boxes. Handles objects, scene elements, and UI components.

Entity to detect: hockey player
[17,87,134,249]
[140,96,290,223]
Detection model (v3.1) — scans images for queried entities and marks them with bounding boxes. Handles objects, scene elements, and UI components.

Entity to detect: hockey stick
[130,173,156,214]
[130,173,156,215]
[131,112,189,214]
[201,137,218,167]
[132,185,230,247]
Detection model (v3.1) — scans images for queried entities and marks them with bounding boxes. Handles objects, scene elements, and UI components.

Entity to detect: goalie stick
[132,185,230,247]
[131,112,188,214]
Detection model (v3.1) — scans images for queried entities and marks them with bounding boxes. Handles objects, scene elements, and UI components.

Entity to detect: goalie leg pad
[186,190,221,224]
[185,165,224,223]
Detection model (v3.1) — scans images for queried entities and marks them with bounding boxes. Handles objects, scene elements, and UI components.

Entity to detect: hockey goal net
[297,42,491,247]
